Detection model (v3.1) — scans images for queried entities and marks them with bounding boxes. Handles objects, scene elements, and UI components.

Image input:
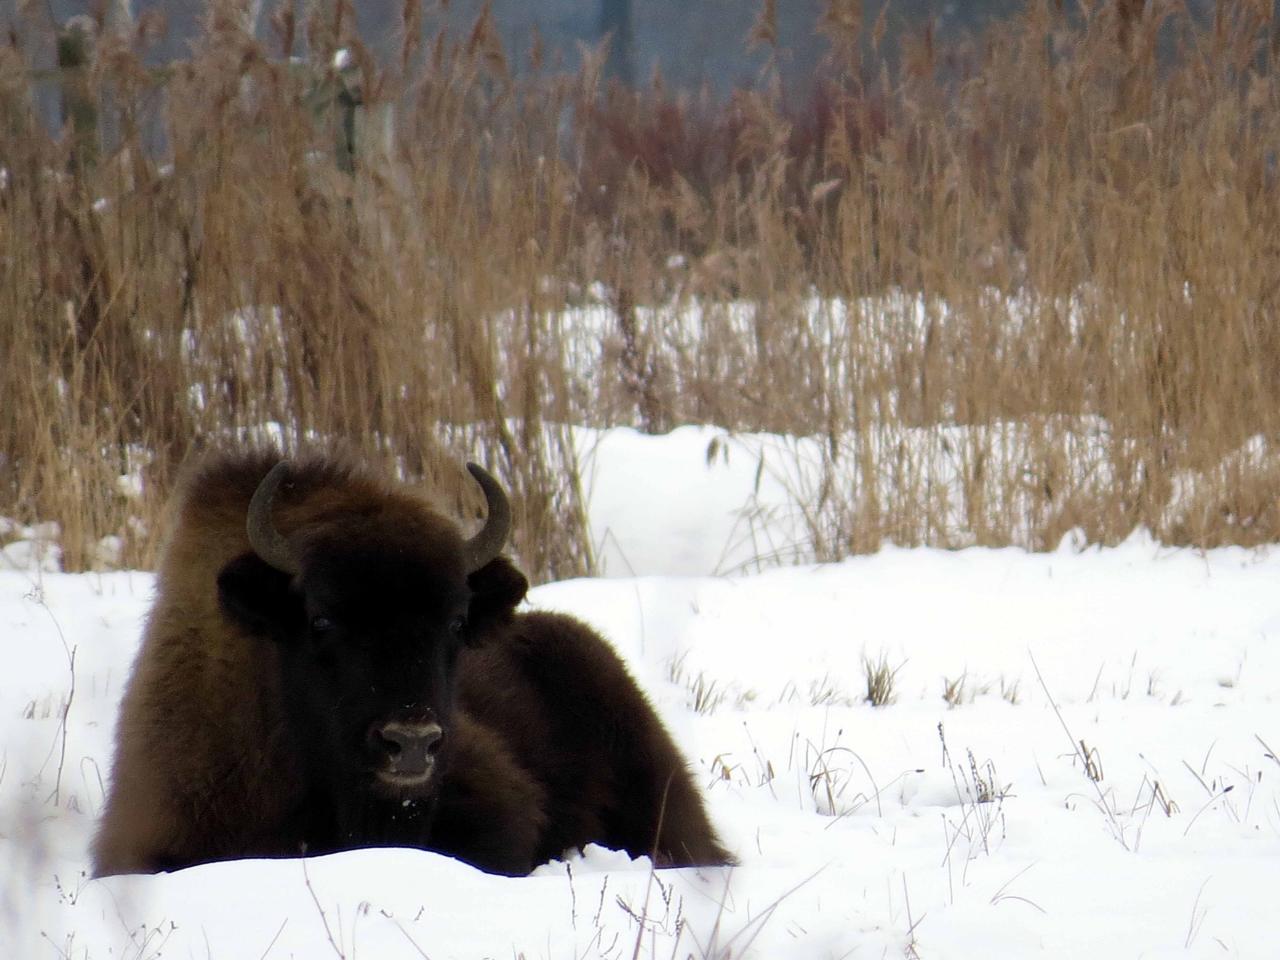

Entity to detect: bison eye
[449,615,467,636]
[310,616,334,635]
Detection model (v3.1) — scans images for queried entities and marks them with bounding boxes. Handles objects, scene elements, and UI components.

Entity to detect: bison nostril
[367,724,397,757]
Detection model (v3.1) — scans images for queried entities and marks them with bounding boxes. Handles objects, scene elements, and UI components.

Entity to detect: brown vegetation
[2,1,1279,578]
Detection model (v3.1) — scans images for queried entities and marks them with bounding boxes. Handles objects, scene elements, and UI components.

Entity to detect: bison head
[215,461,527,842]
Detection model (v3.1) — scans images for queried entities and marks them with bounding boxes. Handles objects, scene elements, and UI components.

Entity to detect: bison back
[449,611,731,869]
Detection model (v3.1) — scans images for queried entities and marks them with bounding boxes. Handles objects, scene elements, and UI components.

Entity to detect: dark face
[293,544,468,797]
[217,531,528,819]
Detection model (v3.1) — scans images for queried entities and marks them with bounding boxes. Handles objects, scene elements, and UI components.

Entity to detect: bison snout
[368,719,443,785]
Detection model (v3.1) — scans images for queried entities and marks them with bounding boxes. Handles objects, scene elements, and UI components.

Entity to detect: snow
[3,429,1279,958]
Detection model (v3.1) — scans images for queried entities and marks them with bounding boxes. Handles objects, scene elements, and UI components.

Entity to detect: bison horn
[462,462,510,573]
[247,461,301,576]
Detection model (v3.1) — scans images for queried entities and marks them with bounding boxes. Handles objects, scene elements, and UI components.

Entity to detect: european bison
[93,449,730,877]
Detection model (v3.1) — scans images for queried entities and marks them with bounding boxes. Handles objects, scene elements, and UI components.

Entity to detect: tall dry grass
[1,0,1279,579]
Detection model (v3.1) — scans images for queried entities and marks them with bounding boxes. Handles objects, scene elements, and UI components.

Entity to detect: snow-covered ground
[2,429,1279,958]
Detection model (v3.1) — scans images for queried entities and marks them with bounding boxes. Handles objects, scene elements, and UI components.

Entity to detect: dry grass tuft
[862,652,902,707]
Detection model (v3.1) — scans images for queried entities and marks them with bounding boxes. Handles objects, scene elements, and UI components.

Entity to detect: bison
[92,449,731,877]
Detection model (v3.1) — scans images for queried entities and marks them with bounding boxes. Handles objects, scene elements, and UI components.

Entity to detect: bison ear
[466,556,528,641]
[217,553,304,637]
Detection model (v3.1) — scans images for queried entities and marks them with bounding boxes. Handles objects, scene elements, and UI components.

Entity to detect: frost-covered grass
[580,422,1280,573]
[3,429,1279,958]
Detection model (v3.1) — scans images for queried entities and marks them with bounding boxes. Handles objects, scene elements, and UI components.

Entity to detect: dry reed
[2,1,1278,579]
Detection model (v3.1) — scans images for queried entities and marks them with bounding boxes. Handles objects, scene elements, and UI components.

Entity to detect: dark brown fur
[92,448,731,877]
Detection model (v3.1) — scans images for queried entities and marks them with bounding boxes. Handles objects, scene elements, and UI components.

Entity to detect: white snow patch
[1,429,1278,957]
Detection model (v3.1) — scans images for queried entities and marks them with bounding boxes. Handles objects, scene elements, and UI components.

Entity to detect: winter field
[2,427,1279,959]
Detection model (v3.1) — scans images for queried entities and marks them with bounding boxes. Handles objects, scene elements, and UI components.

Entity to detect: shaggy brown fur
[92,448,730,877]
